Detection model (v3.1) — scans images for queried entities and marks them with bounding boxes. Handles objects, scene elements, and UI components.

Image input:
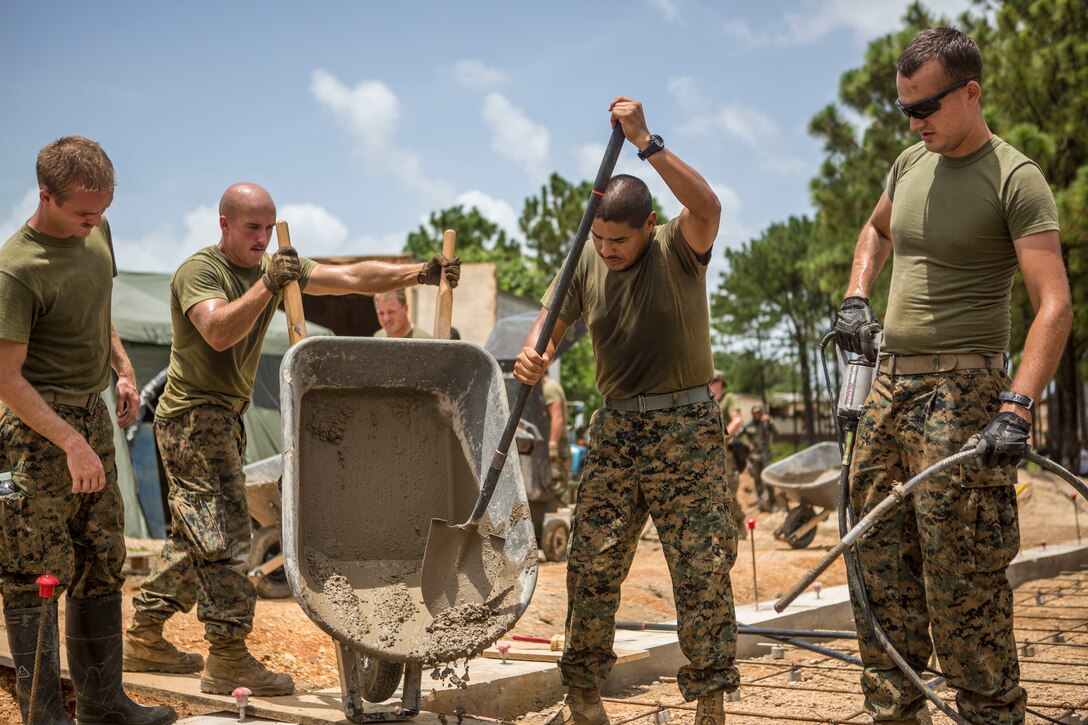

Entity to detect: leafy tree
[713,216,834,443]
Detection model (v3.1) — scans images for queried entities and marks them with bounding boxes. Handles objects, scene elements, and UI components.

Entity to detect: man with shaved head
[125,182,460,696]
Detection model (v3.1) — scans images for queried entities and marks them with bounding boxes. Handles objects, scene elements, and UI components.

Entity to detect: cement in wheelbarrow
[279,337,537,666]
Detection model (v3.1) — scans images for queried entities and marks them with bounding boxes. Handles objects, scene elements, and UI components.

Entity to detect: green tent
[111,270,333,537]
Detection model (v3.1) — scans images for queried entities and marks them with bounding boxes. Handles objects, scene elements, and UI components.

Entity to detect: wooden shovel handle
[433,229,455,340]
[275,220,308,345]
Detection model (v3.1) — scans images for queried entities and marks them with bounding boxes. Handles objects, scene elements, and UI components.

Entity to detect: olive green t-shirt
[541,376,569,449]
[373,326,432,339]
[155,246,316,418]
[884,137,1060,355]
[542,217,714,399]
[0,221,117,395]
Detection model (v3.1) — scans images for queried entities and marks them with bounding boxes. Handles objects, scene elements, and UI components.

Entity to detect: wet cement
[294,386,525,664]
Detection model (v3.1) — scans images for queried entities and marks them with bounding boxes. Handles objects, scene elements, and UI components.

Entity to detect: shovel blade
[421,518,507,616]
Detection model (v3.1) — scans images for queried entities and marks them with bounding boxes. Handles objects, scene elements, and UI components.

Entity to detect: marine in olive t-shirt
[155,245,316,418]
[0,221,117,395]
[883,137,1060,355]
[373,326,432,339]
[541,217,713,399]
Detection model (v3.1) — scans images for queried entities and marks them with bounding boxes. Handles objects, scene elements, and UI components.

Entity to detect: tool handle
[468,123,625,524]
[275,220,308,345]
[775,445,981,612]
[433,229,456,339]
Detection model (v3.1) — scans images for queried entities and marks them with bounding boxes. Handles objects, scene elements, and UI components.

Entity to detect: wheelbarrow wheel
[782,506,818,549]
[541,518,569,562]
[360,656,404,703]
[246,525,292,599]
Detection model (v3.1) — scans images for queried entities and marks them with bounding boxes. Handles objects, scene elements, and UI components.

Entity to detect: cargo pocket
[0,475,44,573]
[950,484,1019,574]
[170,487,231,562]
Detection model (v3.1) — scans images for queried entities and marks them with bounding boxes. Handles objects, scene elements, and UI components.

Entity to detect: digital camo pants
[561,400,739,702]
[0,400,125,609]
[849,369,1024,724]
[133,405,255,645]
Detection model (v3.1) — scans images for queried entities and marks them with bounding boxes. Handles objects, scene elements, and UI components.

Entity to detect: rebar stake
[747,518,758,609]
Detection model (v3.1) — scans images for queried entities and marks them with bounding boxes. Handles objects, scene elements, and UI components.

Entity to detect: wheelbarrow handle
[469,123,627,523]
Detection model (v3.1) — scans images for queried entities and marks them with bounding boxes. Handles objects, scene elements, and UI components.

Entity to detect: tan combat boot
[546,687,609,725]
[201,641,294,696]
[123,613,204,673]
[695,690,724,725]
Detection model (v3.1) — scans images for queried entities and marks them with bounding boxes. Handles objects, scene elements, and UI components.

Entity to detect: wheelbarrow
[763,441,841,549]
[242,455,291,599]
[279,336,537,722]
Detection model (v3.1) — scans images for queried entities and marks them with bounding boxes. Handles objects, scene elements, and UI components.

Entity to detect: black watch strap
[637,134,664,161]
[998,390,1034,411]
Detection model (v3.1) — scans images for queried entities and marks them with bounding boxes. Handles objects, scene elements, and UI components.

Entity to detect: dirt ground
[1,466,1084,723]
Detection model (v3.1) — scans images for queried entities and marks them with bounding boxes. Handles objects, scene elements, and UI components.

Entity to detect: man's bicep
[677,207,719,256]
[1014,230,1068,311]
[868,190,893,241]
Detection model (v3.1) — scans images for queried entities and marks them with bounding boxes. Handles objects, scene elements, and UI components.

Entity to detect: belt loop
[637,395,646,414]
[672,391,679,407]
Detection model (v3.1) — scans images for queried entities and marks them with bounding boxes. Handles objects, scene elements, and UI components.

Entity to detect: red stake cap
[497,642,511,654]
[232,686,252,703]
[746,518,756,531]
[36,574,59,599]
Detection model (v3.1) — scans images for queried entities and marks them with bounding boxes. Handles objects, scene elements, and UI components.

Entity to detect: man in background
[373,288,432,338]
[541,369,572,503]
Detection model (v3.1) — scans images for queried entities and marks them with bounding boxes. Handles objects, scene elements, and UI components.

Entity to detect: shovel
[420,123,627,616]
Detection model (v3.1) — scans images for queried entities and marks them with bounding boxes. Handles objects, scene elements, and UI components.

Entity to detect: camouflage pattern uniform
[563,399,739,701]
[131,405,254,643]
[744,416,777,503]
[849,368,1024,723]
[0,400,126,608]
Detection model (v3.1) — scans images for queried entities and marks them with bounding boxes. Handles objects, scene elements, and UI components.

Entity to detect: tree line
[406,0,1086,468]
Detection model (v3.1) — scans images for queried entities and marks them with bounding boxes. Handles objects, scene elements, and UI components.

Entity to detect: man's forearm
[1006,303,1073,405]
[110,325,135,381]
[199,284,276,351]
[0,375,85,453]
[845,222,892,299]
[306,260,423,297]
[647,150,720,224]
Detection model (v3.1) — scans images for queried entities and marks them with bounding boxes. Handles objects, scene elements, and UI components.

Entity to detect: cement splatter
[413,602,516,665]
[304,401,354,446]
[305,552,371,641]
[369,582,417,649]
[508,500,530,528]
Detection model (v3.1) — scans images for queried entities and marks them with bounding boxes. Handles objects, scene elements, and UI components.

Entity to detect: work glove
[834,296,882,363]
[417,254,461,288]
[262,246,302,293]
[963,411,1031,468]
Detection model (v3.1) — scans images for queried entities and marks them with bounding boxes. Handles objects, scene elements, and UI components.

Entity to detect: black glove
[964,411,1031,468]
[417,254,461,288]
[834,296,882,363]
[262,246,301,293]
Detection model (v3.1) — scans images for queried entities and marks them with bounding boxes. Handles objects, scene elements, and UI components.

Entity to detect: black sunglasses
[895,76,979,120]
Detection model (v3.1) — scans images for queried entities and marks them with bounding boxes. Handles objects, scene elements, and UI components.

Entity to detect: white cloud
[646,0,679,22]
[481,92,550,182]
[279,203,350,255]
[718,0,976,47]
[113,204,219,272]
[455,190,521,242]
[310,69,453,201]
[0,188,38,242]
[451,60,509,91]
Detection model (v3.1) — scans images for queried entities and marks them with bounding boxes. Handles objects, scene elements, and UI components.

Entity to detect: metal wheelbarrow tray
[763,441,842,548]
[279,337,537,667]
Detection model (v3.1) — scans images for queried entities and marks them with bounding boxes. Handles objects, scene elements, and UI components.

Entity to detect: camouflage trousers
[0,400,125,609]
[133,405,255,645]
[550,444,573,504]
[849,369,1024,724]
[748,452,767,497]
[562,400,739,701]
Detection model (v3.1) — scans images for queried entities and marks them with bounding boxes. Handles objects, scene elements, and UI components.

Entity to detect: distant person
[373,289,432,338]
[1078,441,1088,477]
[123,182,459,696]
[515,96,739,725]
[710,370,746,537]
[0,136,175,724]
[834,27,1070,723]
[744,404,778,512]
[541,370,572,503]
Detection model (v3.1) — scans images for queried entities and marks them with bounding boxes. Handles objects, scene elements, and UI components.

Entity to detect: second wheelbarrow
[763,441,841,548]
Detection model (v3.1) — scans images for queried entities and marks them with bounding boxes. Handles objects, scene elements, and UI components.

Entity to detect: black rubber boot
[2,602,74,725]
[65,593,177,725]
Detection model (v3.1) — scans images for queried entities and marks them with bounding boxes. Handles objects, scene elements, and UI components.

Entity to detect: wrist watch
[998,390,1034,411]
[637,134,665,160]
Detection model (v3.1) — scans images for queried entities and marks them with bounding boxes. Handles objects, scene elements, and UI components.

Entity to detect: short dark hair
[596,175,653,229]
[897,27,983,85]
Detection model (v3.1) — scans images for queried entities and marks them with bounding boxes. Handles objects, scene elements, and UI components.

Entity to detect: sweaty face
[896,59,977,157]
[375,298,411,337]
[42,188,114,239]
[220,202,276,269]
[590,218,652,271]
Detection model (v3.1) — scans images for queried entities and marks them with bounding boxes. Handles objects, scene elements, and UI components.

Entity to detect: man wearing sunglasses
[834,27,1072,725]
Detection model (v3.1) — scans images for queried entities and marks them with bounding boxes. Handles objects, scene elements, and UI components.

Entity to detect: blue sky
[0,0,974,285]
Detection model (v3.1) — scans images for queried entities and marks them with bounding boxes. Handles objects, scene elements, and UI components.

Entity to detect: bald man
[124,183,460,696]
